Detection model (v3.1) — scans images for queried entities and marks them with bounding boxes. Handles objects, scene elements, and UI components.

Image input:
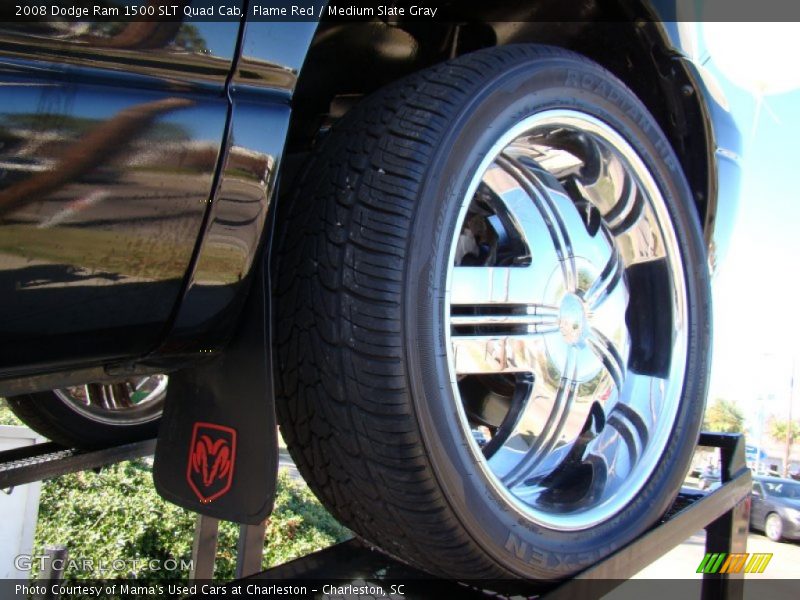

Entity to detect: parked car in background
[750,476,800,542]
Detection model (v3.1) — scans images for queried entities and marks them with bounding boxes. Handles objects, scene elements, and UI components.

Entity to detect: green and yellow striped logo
[697,552,773,574]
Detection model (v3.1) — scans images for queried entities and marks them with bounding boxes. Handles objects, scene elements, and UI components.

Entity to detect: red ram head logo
[186,422,237,503]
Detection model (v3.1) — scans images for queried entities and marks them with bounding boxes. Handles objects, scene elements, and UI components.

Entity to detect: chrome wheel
[446,110,688,530]
[274,45,710,580]
[54,375,167,426]
[765,513,783,541]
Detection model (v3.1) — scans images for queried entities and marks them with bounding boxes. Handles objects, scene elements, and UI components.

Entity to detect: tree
[768,418,800,477]
[769,419,800,441]
[702,398,745,433]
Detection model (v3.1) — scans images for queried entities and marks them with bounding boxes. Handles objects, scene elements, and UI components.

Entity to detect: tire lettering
[505,532,528,560]
[565,70,678,171]
[504,532,545,566]
[566,70,580,87]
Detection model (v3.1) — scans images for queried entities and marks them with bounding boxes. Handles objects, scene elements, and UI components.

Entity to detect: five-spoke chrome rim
[445,110,688,530]
[55,375,167,426]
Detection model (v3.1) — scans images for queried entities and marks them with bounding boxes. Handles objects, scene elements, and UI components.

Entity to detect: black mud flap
[153,261,278,524]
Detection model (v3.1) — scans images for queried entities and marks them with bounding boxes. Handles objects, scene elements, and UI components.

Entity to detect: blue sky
[701,29,800,428]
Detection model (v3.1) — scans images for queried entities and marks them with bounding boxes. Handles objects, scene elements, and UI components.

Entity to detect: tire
[7,376,166,448]
[275,45,711,582]
[765,512,783,542]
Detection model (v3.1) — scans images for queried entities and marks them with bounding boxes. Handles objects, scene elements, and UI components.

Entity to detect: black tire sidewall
[404,56,711,579]
[8,392,160,448]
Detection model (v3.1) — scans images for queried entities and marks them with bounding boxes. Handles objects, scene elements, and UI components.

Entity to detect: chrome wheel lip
[54,374,167,426]
[443,109,688,531]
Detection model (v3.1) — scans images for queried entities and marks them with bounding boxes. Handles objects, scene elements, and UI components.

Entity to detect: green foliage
[34,460,193,581]
[768,418,800,443]
[259,472,351,572]
[702,398,745,434]
[2,399,350,580]
[33,462,350,582]
[0,398,24,426]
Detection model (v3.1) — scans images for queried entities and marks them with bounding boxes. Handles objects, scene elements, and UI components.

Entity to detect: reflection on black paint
[0,14,234,375]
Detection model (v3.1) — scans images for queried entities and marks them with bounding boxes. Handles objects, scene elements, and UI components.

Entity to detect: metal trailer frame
[0,433,751,598]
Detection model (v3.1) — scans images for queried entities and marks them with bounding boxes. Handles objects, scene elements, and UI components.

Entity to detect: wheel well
[284,2,711,221]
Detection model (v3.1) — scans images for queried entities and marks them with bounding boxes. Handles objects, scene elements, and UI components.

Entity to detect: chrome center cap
[559,293,588,345]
